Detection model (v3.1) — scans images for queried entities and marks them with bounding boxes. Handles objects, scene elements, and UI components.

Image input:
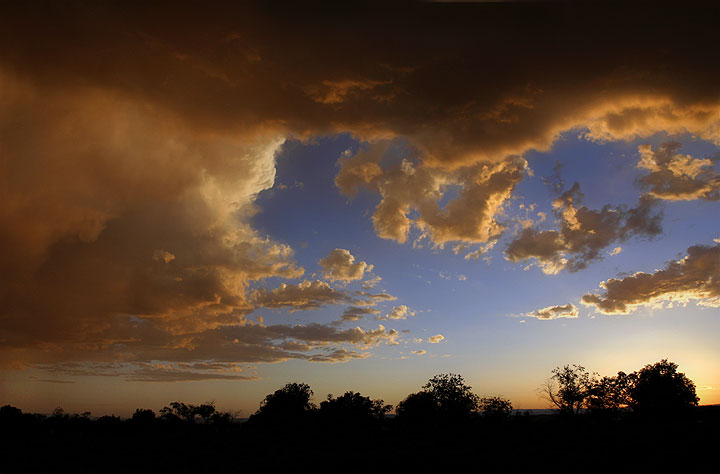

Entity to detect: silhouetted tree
[586,372,631,415]
[627,359,699,417]
[0,405,22,421]
[540,364,595,415]
[395,390,440,424]
[158,401,228,423]
[479,396,513,420]
[319,391,391,427]
[397,373,479,424]
[423,373,479,418]
[249,382,315,426]
[130,408,156,424]
[160,401,194,422]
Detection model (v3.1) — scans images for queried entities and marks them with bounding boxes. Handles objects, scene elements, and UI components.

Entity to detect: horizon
[1,1,719,418]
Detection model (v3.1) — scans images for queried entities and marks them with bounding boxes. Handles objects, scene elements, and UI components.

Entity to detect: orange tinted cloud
[2,1,720,371]
[505,184,662,273]
[582,243,720,314]
[637,143,720,201]
[525,303,579,320]
[336,144,527,245]
[318,249,373,282]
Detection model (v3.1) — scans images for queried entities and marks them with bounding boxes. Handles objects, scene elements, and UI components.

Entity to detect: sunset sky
[1,1,719,417]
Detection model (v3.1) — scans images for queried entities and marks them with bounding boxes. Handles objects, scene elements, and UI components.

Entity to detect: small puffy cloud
[525,303,579,320]
[318,248,373,282]
[428,334,445,343]
[336,306,381,323]
[411,350,427,355]
[457,274,467,281]
[383,305,416,320]
[306,349,371,363]
[362,276,382,290]
[637,143,720,201]
[352,290,398,306]
[251,280,352,311]
[505,183,662,273]
[608,246,623,256]
[581,243,720,314]
[152,249,176,264]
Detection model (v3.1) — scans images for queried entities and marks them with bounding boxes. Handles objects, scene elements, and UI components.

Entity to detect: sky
[1,1,719,416]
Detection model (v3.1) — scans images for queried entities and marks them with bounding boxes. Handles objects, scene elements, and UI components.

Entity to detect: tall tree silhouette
[627,359,699,416]
[540,365,594,415]
[249,382,315,426]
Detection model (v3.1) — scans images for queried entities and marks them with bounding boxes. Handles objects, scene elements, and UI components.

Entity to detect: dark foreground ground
[1,406,718,473]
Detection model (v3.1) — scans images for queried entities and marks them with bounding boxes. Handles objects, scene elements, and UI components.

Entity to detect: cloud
[505,183,662,273]
[23,319,402,374]
[335,306,381,323]
[608,246,623,256]
[125,366,259,383]
[581,243,720,314]
[352,290,398,306]
[152,250,176,264]
[382,305,416,321]
[637,143,720,201]
[2,2,719,171]
[318,249,373,282]
[0,69,306,360]
[525,303,579,320]
[411,350,426,355]
[337,144,527,245]
[428,334,445,344]
[362,276,382,290]
[2,1,720,371]
[251,280,352,311]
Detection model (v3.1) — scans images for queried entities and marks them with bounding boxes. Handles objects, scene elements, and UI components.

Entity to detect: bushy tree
[479,396,513,420]
[319,391,391,426]
[130,408,156,424]
[627,359,699,416]
[395,390,439,423]
[423,373,480,418]
[540,364,595,415]
[249,382,315,425]
[159,401,230,423]
[397,373,479,423]
[585,372,631,414]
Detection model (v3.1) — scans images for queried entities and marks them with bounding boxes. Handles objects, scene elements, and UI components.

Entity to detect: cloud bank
[582,243,720,314]
[2,1,720,372]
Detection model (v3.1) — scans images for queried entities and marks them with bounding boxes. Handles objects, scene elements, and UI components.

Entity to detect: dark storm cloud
[1,0,719,369]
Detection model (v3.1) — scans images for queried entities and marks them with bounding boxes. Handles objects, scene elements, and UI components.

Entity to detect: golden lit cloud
[318,249,373,282]
[251,280,352,311]
[637,143,720,201]
[381,305,416,321]
[335,307,381,323]
[2,1,720,379]
[428,334,445,344]
[337,144,527,246]
[582,243,720,314]
[505,184,662,273]
[525,303,579,320]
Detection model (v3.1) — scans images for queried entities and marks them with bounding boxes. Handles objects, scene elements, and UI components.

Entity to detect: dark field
[1,406,718,473]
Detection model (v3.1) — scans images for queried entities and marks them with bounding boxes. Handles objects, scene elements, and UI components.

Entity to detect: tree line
[0,358,701,429]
